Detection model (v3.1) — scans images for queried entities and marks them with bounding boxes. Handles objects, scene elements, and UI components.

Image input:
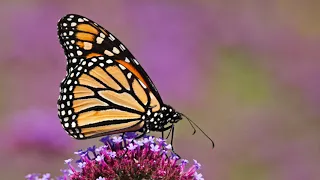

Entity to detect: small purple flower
[181,159,189,165]
[26,133,205,179]
[74,150,83,155]
[165,144,172,150]
[143,136,155,143]
[112,136,123,143]
[127,143,138,151]
[77,162,86,168]
[150,144,160,152]
[26,173,51,180]
[25,174,40,180]
[194,172,204,180]
[67,169,74,176]
[95,155,104,162]
[96,177,105,180]
[193,159,201,169]
[42,173,51,180]
[95,145,107,153]
[156,137,166,143]
[172,155,180,160]
[134,140,144,146]
[80,152,87,158]
[64,159,72,164]
[25,174,32,179]
[107,151,116,158]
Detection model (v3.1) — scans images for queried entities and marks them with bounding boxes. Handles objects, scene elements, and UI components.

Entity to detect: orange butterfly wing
[57,14,162,139]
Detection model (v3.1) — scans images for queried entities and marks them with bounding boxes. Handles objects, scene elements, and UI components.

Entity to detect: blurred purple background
[1,0,320,179]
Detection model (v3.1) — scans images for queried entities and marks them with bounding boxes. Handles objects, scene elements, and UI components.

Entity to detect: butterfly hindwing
[58,56,163,139]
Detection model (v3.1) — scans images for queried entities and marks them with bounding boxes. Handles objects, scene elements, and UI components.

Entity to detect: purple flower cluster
[26,133,204,180]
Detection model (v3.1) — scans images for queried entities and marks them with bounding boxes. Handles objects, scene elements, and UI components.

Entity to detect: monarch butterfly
[57,14,214,148]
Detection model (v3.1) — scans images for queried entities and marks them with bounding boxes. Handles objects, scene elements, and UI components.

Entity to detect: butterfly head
[160,105,182,124]
[171,111,183,123]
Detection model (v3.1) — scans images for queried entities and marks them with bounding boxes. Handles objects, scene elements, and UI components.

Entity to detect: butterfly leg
[159,125,173,139]
[165,125,173,139]
[169,125,180,159]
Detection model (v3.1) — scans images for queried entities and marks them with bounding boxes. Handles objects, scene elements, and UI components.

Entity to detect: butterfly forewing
[57,14,162,104]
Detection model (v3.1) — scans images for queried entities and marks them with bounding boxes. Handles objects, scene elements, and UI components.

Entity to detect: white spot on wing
[139,80,147,89]
[127,72,132,79]
[119,44,126,51]
[112,47,120,54]
[104,50,114,56]
[64,123,69,127]
[119,64,126,70]
[108,34,115,41]
[106,59,113,64]
[77,50,83,56]
[83,42,92,50]
[133,59,139,65]
[96,37,104,44]
[71,122,76,128]
[100,33,106,38]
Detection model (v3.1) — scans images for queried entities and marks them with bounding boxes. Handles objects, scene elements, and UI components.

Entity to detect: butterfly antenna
[185,116,197,135]
[181,113,215,149]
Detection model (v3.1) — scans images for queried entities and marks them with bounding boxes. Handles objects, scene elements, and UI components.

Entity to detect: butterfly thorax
[141,104,182,132]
